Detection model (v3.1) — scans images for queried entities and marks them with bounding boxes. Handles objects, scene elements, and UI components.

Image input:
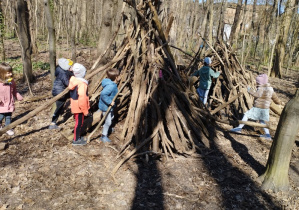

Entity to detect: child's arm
[210,69,221,78]
[101,85,114,106]
[78,83,90,116]
[191,69,201,77]
[248,87,263,98]
[12,81,23,101]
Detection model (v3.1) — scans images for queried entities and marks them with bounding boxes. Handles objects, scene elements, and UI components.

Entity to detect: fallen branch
[0,58,122,138]
[210,91,244,115]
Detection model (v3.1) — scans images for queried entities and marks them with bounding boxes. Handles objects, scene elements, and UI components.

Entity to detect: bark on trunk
[16,0,33,82]
[229,0,243,45]
[270,0,296,78]
[0,0,5,61]
[44,0,56,84]
[259,89,299,192]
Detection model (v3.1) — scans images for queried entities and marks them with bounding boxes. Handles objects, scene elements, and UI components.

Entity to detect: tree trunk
[0,0,5,61]
[16,0,33,82]
[208,0,214,44]
[27,0,38,54]
[70,0,78,62]
[216,0,227,43]
[229,0,243,45]
[96,0,114,65]
[270,0,296,78]
[44,0,56,84]
[259,89,299,192]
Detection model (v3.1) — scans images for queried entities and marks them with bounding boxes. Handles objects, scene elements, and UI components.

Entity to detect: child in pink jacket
[0,63,23,136]
[68,63,90,145]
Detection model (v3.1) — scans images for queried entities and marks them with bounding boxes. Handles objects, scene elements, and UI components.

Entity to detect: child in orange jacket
[68,63,90,145]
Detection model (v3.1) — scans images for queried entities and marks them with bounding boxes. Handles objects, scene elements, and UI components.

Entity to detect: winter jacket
[52,66,74,96]
[0,81,23,113]
[192,66,220,90]
[68,76,90,115]
[98,78,118,112]
[248,83,281,109]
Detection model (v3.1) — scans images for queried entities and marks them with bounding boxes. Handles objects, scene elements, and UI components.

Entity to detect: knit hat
[256,74,268,85]
[72,63,86,78]
[204,57,212,65]
[58,58,73,70]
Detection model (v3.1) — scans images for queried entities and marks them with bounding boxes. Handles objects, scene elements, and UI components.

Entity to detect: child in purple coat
[0,63,23,136]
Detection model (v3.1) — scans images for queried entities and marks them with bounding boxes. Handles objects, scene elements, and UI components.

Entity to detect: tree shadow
[198,125,281,209]
[222,130,265,175]
[131,157,164,210]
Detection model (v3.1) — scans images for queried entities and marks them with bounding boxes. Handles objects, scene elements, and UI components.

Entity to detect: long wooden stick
[0,58,122,137]
[210,91,244,115]
[87,78,130,142]
[195,107,275,130]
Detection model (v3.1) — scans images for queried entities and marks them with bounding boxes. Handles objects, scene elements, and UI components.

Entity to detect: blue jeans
[0,113,12,126]
[102,110,114,136]
[196,88,210,105]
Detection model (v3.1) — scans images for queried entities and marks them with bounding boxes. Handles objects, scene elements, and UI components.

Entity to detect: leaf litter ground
[0,40,299,210]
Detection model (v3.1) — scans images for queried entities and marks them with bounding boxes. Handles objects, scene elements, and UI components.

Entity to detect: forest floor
[0,39,299,210]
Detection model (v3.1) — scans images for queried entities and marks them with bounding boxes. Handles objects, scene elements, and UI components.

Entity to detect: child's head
[0,63,13,81]
[204,57,212,66]
[256,74,268,85]
[106,68,120,81]
[58,58,73,70]
[72,63,86,78]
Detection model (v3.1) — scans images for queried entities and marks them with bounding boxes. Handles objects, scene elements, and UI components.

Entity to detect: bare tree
[0,0,5,61]
[44,0,56,83]
[270,0,296,78]
[259,89,299,192]
[16,0,33,82]
[229,0,243,45]
[70,0,78,62]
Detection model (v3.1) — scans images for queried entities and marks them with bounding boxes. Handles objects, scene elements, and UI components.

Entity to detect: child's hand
[110,101,115,106]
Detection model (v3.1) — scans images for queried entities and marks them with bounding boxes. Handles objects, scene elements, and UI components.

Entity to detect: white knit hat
[72,63,86,78]
[58,58,73,70]
[204,57,212,65]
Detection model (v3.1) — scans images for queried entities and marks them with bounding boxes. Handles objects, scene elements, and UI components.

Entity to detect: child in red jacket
[68,63,90,145]
[0,63,23,136]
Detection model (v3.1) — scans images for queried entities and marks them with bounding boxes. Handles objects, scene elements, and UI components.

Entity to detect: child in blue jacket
[192,57,221,105]
[49,58,74,129]
[98,68,120,143]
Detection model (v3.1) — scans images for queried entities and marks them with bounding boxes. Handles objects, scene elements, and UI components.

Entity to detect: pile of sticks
[188,41,256,120]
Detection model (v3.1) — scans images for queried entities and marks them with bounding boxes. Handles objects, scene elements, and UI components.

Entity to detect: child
[68,63,90,145]
[98,68,120,143]
[49,58,74,129]
[0,63,23,136]
[230,74,281,140]
[192,57,221,105]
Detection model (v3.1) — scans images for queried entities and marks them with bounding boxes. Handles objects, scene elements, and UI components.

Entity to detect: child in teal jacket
[192,57,221,105]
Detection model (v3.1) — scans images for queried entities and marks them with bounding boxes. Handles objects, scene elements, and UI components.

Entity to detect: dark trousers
[51,99,66,124]
[0,112,12,126]
[74,113,84,141]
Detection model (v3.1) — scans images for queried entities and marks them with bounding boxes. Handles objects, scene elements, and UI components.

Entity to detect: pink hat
[256,74,268,85]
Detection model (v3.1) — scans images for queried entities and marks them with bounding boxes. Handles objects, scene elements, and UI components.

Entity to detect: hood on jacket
[73,63,86,78]
[256,74,268,85]
[101,78,115,87]
[69,76,88,90]
[58,58,73,70]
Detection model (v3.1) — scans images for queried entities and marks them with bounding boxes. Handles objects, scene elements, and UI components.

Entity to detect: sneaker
[230,127,242,133]
[72,137,87,146]
[6,129,14,136]
[99,136,111,143]
[48,123,60,130]
[260,134,272,140]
